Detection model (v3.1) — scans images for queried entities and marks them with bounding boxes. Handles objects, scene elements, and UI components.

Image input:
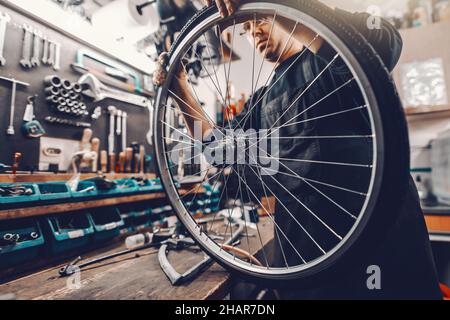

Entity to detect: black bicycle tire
[154,0,410,287]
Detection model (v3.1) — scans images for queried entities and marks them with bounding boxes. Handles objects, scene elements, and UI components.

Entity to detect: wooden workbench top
[0,219,273,300]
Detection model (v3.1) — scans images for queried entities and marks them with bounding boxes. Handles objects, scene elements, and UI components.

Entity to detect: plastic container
[88,207,124,242]
[71,181,98,199]
[0,219,44,269]
[43,211,94,254]
[37,182,71,201]
[0,183,40,205]
[114,178,139,195]
[137,178,164,193]
[119,216,135,235]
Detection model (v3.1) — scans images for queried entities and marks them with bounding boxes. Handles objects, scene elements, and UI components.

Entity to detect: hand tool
[0,76,30,136]
[0,11,11,67]
[58,227,175,278]
[20,24,33,68]
[131,142,140,173]
[31,29,42,67]
[91,106,102,120]
[139,145,145,175]
[122,112,127,151]
[80,128,92,152]
[22,95,46,138]
[62,79,72,90]
[80,129,94,172]
[45,86,60,96]
[44,116,91,128]
[158,220,244,286]
[44,75,62,87]
[100,150,108,173]
[0,185,33,197]
[71,63,151,95]
[146,101,154,145]
[78,73,149,108]
[53,42,61,71]
[108,106,117,173]
[76,48,142,93]
[67,150,96,192]
[91,138,100,172]
[116,110,122,137]
[118,151,126,173]
[48,40,55,67]
[12,152,22,175]
[125,147,133,173]
[42,36,49,65]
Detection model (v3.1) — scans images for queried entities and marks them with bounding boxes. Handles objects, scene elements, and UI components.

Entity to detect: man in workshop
[154,0,443,299]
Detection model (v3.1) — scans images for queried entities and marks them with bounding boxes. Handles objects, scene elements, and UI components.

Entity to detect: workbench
[0,218,273,300]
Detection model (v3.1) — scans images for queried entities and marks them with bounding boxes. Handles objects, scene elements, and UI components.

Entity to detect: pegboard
[0,4,155,173]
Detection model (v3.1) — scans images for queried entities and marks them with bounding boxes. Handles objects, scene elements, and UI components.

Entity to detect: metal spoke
[260,166,367,196]
[250,78,355,150]
[167,90,217,130]
[237,30,319,129]
[259,156,372,168]
[277,105,368,131]
[254,147,359,220]
[231,166,307,264]
[245,159,327,254]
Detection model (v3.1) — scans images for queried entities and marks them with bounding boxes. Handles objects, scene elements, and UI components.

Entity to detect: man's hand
[152,52,188,89]
[204,0,241,18]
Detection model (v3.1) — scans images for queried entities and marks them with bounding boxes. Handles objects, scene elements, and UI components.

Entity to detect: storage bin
[43,211,94,254]
[133,214,152,231]
[137,178,164,193]
[0,183,40,205]
[37,182,71,201]
[114,178,139,195]
[88,207,124,242]
[119,216,135,235]
[0,219,44,269]
[71,181,98,199]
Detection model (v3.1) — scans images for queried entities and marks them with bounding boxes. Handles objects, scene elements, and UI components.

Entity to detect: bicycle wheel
[153,0,410,286]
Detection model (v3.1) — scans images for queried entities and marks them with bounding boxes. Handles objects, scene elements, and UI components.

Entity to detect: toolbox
[71,181,98,200]
[37,182,72,202]
[88,207,124,242]
[43,211,94,254]
[0,183,40,205]
[0,219,45,269]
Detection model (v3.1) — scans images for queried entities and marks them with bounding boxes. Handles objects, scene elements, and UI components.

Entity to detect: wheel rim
[154,2,385,279]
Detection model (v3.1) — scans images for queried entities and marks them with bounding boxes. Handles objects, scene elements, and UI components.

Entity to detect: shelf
[0,188,200,221]
[0,173,156,184]
[405,105,450,116]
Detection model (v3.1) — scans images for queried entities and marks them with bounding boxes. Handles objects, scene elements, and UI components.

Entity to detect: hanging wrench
[0,12,11,67]
[0,76,30,136]
[47,40,55,67]
[42,36,49,64]
[31,29,42,67]
[116,110,122,137]
[122,112,127,152]
[53,41,61,71]
[20,24,33,69]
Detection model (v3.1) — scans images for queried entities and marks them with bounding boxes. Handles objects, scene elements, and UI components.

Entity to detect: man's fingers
[215,0,228,17]
[224,0,236,16]
[204,0,212,6]
[153,52,169,87]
